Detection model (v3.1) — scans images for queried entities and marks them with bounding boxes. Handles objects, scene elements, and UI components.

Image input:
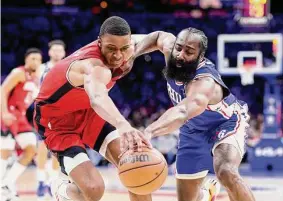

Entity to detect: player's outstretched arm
[1,68,24,125]
[132,31,175,57]
[83,61,128,127]
[82,60,151,152]
[145,77,215,138]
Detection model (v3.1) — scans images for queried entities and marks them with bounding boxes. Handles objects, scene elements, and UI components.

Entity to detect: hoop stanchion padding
[249,81,283,172]
[249,139,283,172]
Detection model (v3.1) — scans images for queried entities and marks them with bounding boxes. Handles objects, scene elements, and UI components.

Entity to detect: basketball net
[238,64,256,86]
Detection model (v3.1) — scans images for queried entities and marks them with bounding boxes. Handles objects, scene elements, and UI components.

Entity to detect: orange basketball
[118,148,168,195]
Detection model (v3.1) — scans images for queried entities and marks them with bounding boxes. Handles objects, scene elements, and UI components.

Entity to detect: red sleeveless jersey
[8,66,40,114]
[35,41,123,118]
[34,41,128,150]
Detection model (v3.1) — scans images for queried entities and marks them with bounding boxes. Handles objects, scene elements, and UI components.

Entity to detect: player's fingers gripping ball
[118,147,168,195]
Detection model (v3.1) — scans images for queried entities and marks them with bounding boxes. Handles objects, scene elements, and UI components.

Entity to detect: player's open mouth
[112,60,122,65]
[176,62,183,68]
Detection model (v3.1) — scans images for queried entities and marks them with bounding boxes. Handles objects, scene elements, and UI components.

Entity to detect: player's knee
[1,150,13,160]
[83,179,105,200]
[214,162,239,187]
[23,145,37,159]
[38,141,48,153]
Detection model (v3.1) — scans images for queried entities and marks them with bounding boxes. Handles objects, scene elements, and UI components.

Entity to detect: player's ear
[199,51,205,60]
[48,48,52,57]
[98,37,101,47]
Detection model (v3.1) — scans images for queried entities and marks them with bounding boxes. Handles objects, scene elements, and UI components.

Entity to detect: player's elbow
[192,95,209,111]
[158,31,174,39]
[175,105,189,122]
[187,94,210,116]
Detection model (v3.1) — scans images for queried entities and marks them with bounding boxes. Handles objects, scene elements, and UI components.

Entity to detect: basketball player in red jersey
[1,48,42,200]
[34,16,152,201]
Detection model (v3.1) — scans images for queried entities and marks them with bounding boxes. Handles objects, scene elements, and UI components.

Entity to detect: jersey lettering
[167,83,182,104]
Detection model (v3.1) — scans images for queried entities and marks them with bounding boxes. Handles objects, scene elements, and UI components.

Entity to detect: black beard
[163,54,200,83]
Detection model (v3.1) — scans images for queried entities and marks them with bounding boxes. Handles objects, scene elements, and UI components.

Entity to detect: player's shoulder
[198,58,216,70]
[3,67,26,84]
[76,57,105,68]
[11,66,26,77]
[195,59,219,77]
[89,59,111,77]
[12,66,24,72]
[73,58,110,77]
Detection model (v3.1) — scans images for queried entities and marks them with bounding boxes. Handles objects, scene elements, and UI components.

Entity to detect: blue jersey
[166,58,239,131]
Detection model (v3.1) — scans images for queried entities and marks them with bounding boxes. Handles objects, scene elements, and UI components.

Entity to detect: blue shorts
[176,111,249,179]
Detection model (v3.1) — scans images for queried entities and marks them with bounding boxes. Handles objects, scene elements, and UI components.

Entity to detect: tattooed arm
[132,31,175,58]
[145,77,216,137]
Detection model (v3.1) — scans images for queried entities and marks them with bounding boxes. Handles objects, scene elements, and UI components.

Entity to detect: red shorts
[1,109,33,137]
[34,108,114,152]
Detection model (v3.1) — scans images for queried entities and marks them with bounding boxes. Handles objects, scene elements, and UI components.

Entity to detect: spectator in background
[40,40,66,81]
[246,114,264,147]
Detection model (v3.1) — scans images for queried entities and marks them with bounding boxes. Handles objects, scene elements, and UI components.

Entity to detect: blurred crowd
[2,3,283,73]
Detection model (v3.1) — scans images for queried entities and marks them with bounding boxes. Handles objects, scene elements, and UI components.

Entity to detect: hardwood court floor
[15,167,283,201]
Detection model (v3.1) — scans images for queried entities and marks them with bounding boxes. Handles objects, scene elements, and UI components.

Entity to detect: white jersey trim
[65,60,84,90]
[175,170,209,179]
[196,60,206,70]
[193,73,214,80]
[207,100,234,119]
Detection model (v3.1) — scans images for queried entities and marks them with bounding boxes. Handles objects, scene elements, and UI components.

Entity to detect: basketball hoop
[238,65,256,86]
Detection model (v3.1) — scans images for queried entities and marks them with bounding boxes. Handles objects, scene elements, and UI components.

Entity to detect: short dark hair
[184,27,208,56]
[99,16,131,37]
[25,48,42,59]
[48,40,66,49]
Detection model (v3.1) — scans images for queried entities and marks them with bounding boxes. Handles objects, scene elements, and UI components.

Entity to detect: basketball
[118,148,168,195]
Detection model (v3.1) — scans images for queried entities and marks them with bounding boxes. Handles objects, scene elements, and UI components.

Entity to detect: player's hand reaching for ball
[117,122,152,154]
[2,112,17,126]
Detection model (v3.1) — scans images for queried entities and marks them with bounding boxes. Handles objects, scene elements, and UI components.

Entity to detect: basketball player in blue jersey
[134,28,255,201]
[36,40,66,198]
[40,40,66,81]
